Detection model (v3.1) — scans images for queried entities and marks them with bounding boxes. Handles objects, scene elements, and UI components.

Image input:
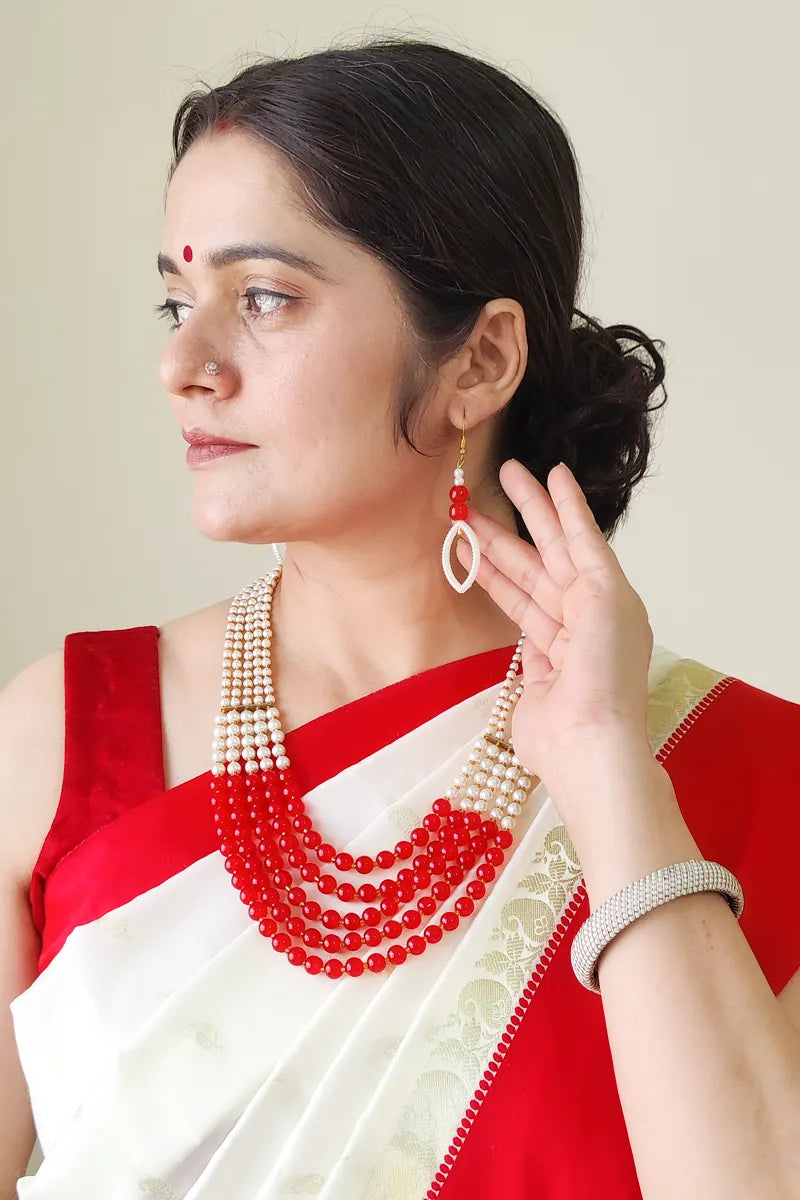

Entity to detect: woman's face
[158,129,432,547]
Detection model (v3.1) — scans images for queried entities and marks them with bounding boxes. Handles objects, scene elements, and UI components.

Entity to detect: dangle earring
[441,412,481,593]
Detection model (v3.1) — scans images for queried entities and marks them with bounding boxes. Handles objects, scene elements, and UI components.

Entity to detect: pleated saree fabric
[10,629,800,1198]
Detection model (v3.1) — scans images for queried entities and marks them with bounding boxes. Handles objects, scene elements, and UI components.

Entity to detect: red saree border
[429,666,800,1199]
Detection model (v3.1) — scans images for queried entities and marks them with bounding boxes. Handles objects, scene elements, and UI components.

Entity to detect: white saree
[10,645,684,1199]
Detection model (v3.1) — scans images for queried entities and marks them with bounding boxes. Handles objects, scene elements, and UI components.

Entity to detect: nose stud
[204,361,220,375]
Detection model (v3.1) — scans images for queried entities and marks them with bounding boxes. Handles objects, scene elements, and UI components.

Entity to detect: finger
[464,506,564,625]
[546,462,619,576]
[455,536,562,656]
[498,459,579,590]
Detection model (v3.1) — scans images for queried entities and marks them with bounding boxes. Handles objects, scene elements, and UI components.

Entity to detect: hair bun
[545,311,667,541]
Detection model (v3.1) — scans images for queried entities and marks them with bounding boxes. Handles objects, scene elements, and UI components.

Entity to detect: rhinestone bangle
[571,859,745,993]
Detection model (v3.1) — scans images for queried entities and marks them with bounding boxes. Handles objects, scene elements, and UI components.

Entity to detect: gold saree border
[356,657,734,1200]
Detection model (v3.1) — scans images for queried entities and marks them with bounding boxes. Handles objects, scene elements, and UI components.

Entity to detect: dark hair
[166,36,667,543]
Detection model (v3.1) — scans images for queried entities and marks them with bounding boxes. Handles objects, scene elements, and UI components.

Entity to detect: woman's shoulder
[0,648,67,887]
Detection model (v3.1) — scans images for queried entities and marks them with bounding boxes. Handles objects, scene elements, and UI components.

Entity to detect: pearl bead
[506,802,522,816]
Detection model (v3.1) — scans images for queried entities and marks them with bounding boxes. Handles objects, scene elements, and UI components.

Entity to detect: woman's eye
[153,288,294,332]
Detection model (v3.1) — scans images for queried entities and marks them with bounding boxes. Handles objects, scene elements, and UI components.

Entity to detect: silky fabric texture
[10,631,800,1198]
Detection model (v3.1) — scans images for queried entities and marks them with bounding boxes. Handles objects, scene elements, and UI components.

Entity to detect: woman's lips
[186,443,255,466]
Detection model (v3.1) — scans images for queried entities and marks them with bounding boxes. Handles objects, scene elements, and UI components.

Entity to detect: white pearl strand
[212,569,536,834]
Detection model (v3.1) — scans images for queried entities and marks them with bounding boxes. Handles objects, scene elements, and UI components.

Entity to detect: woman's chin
[191,497,268,544]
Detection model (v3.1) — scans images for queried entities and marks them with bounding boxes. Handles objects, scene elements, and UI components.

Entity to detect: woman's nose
[158,333,238,402]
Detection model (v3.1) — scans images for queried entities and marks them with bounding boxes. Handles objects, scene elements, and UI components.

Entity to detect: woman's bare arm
[0,650,65,1197]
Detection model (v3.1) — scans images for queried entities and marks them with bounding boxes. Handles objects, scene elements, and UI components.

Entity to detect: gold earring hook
[456,409,467,471]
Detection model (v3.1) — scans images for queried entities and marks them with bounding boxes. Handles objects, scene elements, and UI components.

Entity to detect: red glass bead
[432,798,451,816]
[286,916,305,937]
[382,920,403,940]
[412,870,431,890]
[417,895,436,916]
[375,850,395,870]
[362,907,381,926]
[271,902,291,923]
[317,843,336,862]
[363,927,382,947]
[345,957,365,977]
[324,959,344,979]
[409,828,429,846]
[302,901,322,921]
[321,909,341,929]
[394,841,414,860]
[318,875,337,894]
[378,878,398,896]
[431,880,451,902]
[406,935,426,956]
[466,879,486,900]
[449,485,469,502]
[343,931,363,951]
[287,887,306,906]
[449,503,468,521]
[476,863,496,883]
[336,882,356,902]
[355,856,375,874]
[258,918,278,938]
[440,911,460,932]
[304,956,323,975]
[322,934,342,954]
[454,896,475,918]
[357,883,378,903]
[271,932,291,953]
[303,830,322,849]
[379,897,399,918]
[445,866,464,887]
[302,928,322,948]
[287,946,307,967]
[486,847,505,866]
[401,909,421,929]
[334,852,354,871]
[343,912,362,931]
[423,924,443,943]
[396,885,415,904]
[422,813,441,832]
[496,829,514,849]
[366,953,387,973]
[387,944,408,965]
[300,863,321,882]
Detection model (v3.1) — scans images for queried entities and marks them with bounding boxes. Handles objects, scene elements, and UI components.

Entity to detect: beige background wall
[2,1,798,703]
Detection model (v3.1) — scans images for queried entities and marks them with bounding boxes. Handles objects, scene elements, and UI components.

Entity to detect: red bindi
[183,244,193,262]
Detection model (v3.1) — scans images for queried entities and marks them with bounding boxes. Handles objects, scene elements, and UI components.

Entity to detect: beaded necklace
[210,568,537,978]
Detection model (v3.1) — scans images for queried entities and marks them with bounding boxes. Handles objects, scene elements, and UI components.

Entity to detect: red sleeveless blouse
[25,627,800,1199]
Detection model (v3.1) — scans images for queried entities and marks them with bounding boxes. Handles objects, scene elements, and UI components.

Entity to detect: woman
[2,36,799,1200]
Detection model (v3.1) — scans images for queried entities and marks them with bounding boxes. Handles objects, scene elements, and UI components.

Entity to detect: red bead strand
[210,766,511,974]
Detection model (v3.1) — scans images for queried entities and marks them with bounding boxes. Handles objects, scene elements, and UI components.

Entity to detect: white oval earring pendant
[441,521,481,593]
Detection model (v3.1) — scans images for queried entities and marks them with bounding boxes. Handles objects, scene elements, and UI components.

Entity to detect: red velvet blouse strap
[28,626,165,937]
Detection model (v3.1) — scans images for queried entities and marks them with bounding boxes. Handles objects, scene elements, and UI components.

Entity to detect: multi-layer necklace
[210,568,537,979]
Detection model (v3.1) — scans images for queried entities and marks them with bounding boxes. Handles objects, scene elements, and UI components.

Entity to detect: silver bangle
[571,859,745,993]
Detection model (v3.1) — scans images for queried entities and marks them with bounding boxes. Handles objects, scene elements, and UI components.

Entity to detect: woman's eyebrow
[157,241,334,283]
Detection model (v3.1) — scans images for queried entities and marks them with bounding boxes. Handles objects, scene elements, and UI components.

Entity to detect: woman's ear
[443,297,528,431]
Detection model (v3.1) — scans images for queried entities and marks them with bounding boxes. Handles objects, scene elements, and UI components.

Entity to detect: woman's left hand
[457,458,660,823]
